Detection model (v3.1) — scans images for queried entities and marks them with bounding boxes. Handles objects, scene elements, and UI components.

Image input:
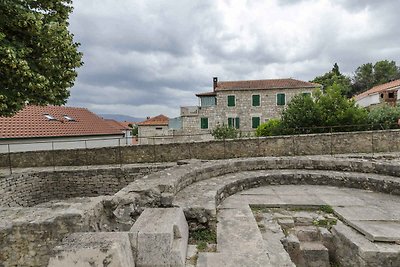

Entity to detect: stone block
[299,242,329,267]
[48,232,135,267]
[130,207,188,267]
[294,226,321,242]
[281,234,301,265]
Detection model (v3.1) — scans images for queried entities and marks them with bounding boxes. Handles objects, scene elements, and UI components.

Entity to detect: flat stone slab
[347,220,400,242]
[48,232,135,267]
[130,207,188,267]
[197,252,273,267]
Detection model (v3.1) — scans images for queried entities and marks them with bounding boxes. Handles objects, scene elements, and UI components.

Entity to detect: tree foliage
[280,93,322,134]
[277,85,368,135]
[351,60,400,96]
[211,124,239,140]
[0,0,83,116]
[311,63,352,96]
[255,119,282,137]
[367,105,400,130]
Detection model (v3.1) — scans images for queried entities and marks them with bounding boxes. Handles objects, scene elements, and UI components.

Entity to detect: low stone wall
[1,129,400,168]
[0,164,172,207]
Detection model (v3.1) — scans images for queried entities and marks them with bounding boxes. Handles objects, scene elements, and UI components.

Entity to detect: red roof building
[0,105,124,139]
[138,115,169,126]
[0,106,134,152]
[355,79,400,108]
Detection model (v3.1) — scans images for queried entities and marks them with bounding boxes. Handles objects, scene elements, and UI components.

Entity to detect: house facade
[137,114,170,145]
[355,79,400,108]
[176,77,321,138]
[0,105,131,153]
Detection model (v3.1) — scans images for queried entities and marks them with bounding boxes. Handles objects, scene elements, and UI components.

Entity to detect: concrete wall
[0,135,131,153]
[1,129,400,168]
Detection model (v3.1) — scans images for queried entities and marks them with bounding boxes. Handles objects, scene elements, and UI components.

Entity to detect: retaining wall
[0,164,171,207]
[1,129,399,168]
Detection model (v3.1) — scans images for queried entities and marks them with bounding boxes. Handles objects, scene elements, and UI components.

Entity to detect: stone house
[177,77,321,137]
[355,79,400,108]
[137,114,170,145]
[0,105,132,153]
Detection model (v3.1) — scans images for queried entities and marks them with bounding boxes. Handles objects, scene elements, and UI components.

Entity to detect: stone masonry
[1,154,400,266]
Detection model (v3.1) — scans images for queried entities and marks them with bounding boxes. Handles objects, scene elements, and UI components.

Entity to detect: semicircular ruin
[1,155,400,266]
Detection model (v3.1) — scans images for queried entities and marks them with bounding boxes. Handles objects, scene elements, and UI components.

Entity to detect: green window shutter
[227,95,235,106]
[235,117,240,129]
[228,117,233,127]
[252,117,260,128]
[200,117,208,129]
[252,95,260,106]
[277,93,285,105]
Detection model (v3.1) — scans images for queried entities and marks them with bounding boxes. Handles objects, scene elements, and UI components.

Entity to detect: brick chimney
[213,77,218,91]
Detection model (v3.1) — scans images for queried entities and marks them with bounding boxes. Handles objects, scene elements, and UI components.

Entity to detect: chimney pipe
[213,77,218,91]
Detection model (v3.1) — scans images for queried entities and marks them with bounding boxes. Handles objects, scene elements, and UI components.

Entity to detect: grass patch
[197,241,208,251]
[190,229,217,244]
[319,205,334,214]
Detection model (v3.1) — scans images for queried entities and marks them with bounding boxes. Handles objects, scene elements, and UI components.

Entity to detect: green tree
[211,124,239,140]
[0,0,83,116]
[373,60,400,85]
[280,93,322,134]
[255,119,282,136]
[311,63,352,96]
[351,60,400,96]
[316,83,369,131]
[351,63,374,96]
[367,105,400,130]
[279,85,368,133]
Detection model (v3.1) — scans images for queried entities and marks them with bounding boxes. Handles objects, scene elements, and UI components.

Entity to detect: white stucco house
[355,79,400,108]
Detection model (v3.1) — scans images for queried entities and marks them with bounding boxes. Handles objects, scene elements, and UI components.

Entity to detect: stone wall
[213,87,315,131]
[0,164,171,207]
[1,129,400,168]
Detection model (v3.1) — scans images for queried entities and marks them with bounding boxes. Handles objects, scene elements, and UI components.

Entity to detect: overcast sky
[67,0,400,118]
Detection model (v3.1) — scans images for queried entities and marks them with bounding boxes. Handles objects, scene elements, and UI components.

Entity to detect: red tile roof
[105,119,132,131]
[355,79,400,100]
[120,121,138,128]
[138,114,169,126]
[215,78,320,91]
[0,105,124,139]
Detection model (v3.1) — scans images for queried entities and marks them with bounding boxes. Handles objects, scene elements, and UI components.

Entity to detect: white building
[0,105,132,153]
[355,79,400,108]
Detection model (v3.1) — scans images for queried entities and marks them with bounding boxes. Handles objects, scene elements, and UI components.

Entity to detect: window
[277,93,286,105]
[302,92,312,97]
[43,113,56,120]
[63,115,75,121]
[227,95,235,107]
[200,117,208,129]
[155,127,163,130]
[388,92,395,98]
[228,117,240,129]
[252,117,260,129]
[252,94,260,106]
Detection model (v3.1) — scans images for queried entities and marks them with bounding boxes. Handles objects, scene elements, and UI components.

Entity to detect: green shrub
[367,104,400,130]
[211,124,239,140]
[256,119,282,136]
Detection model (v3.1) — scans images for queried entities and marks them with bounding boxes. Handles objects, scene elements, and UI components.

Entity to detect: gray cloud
[67,0,400,117]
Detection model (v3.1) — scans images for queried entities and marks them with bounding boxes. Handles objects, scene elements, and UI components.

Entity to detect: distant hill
[98,114,144,122]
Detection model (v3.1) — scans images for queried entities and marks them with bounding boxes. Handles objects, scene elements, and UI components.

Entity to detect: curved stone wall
[0,164,172,207]
[1,155,400,266]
